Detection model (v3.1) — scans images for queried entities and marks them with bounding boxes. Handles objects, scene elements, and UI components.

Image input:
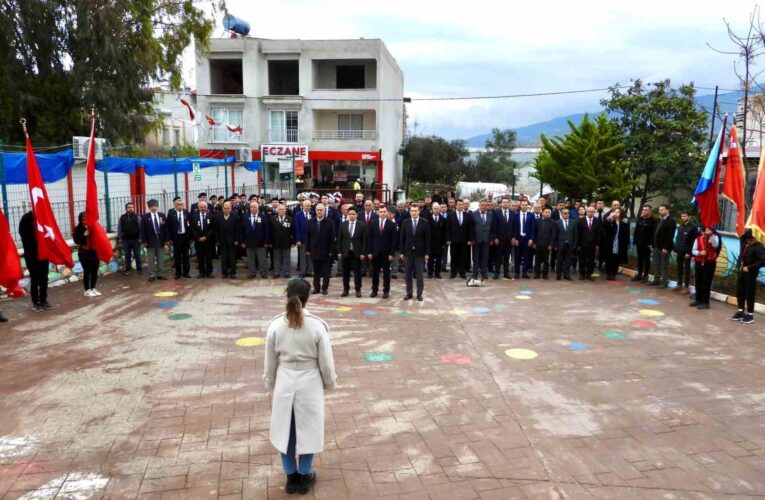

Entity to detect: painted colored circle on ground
[519,290,534,295]
[395,311,410,318]
[472,307,490,313]
[639,309,665,317]
[603,331,627,340]
[336,306,353,313]
[157,301,177,309]
[154,291,178,297]
[505,348,538,360]
[638,298,661,305]
[568,342,590,351]
[630,319,656,328]
[441,354,471,365]
[452,309,467,316]
[168,313,192,321]
[515,295,532,300]
[236,337,265,347]
[363,309,379,316]
[591,273,601,278]
[364,352,393,363]
[627,289,643,294]
[493,304,508,311]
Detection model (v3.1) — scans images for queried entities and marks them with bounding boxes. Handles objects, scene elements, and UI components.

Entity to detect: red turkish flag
[25,134,74,268]
[0,208,25,298]
[85,116,114,264]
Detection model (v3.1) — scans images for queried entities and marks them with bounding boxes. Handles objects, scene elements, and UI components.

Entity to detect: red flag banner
[747,151,765,245]
[25,133,74,268]
[0,208,25,298]
[85,115,114,264]
[722,125,746,236]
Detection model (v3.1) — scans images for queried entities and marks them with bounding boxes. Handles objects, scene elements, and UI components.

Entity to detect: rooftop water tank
[223,14,250,36]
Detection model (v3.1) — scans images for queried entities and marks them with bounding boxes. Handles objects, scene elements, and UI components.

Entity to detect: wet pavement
[0,269,764,499]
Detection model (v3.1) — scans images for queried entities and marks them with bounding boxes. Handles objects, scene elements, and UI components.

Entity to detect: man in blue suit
[367,205,398,298]
[513,199,536,279]
[399,205,430,301]
[469,200,495,281]
[305,203,336,295]
[240,201,271,279]
[492,197,516,280]
[141,199,169,281]
[294,199,314,277]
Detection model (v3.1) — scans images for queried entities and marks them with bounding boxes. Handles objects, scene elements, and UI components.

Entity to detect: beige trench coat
[263,309,337,455]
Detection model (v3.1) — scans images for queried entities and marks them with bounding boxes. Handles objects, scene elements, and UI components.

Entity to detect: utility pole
[709,85,719,145]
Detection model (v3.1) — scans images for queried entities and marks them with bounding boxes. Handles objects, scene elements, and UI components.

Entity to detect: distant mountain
[465,90,744,148]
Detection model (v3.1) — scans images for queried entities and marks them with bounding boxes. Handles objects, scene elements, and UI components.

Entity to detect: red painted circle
[441,354,471,365]
[630,319,656,328]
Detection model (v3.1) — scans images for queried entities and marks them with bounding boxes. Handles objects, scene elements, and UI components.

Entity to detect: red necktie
[380,220,384,235]
[588,219,592,231]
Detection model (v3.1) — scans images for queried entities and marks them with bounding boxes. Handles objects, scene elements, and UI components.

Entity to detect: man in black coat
[19,211,51,311]
[366,205,398,298]
[167,198,192,279]
[427,202,447,279]
[336,206,366,297]
[399,205,430,301]
[533,207,556,279]
[470,201,495,281]
[305,203,336,294]
[651,204,675,288]
[492,197,515,280]
[632,204,656,283]
[674,210,698,293]
[190,201,214,278]
[446,199,471,279]
[214,201,240,279]
[240,201,271,279]
[117,202,142,275]
[270,204,295,278]
[554,208,577,280]
[575,205,601,281]
[732,229,765,324]
[140,199,169,281]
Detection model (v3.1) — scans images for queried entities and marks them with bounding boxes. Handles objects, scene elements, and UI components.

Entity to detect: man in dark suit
[167,198,192,279]
[400,205,430,301]
[533,207,556,279]
[366,205,398,298]
[651,204,676,288]
[140,199,169,281]
[576,205,601,281]
[554,208,577,280]
[470,201,494,281]
[190,201,214,278]
[336,206,366,297]
[446,199,471,279]
[306,203,336,294]
[214,201,240,279]
[594,200,606,271]
[270,204,295,278]
[294,199,314,278]
[513,200,536,279]
[427,203,447,279]
[632,204,656,283]
[493,197,515,280]
[240,201,271,279]
[19,211,51,311]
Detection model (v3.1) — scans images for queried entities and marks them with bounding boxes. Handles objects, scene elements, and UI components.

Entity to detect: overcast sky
[184,0,757,140]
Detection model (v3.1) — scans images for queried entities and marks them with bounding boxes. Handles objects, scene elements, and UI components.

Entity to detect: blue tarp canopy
[0,151,252,184]
[0,150,75,184]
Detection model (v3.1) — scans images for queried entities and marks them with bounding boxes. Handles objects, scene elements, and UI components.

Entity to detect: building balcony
[268,128,300,143]
[312,130,378,140]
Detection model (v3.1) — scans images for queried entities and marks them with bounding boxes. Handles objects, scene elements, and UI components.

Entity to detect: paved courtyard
[0,270,764,499]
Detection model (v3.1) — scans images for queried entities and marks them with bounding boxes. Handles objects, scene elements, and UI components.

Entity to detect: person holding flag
[1,207,25,322]
[84,109,114,266]
[73,212,102,297]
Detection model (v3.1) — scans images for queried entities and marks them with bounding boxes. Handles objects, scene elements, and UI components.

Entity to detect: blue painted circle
[158,301,178,309]
[638,298,661,305]
[472,307,490,313]
[568,342,590,351]
[519,290,534,295]
[363,309,379,315]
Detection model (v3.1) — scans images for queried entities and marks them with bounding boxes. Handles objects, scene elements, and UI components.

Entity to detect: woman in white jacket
[264,278,337,494]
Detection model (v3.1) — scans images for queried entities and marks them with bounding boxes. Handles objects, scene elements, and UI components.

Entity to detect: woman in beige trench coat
[264,278,337,494]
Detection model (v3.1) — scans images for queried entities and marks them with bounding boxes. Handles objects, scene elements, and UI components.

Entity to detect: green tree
[401,135,468,186]
[534,114,634,202]
[0,0,221,145]
[601,79,708,214]
[464,128,518,184]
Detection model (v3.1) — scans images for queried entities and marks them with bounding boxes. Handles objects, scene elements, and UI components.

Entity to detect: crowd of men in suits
[8,190,762,325]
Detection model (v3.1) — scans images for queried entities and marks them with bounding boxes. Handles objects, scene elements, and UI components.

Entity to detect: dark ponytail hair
[285,279,311,329]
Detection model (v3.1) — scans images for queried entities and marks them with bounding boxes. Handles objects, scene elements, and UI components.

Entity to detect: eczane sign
[261,145,309,162]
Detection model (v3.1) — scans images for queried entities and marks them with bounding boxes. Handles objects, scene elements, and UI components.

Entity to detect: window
[269,110,298,143]
[268,60,299,95]
[336,65,365,89]
[210,59,243,94]
[337,114,363,139]
[211,108,243,142]
[163,128,172,146]
[173,128,181,147]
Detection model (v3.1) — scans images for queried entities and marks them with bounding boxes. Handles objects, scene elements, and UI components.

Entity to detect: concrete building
[195,37,405,200]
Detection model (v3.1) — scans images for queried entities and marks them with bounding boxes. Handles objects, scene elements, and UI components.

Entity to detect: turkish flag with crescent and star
[25,134,74,268]
[85,115,114,264]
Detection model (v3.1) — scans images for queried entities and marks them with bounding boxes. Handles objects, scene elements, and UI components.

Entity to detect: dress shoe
[148,277,156,282]
[312,289,320,294]
[41,302,53,310]
[157,276,167,280]
[341,290,349,297]
[355,290,362,298]
[175,274,182,279]
[404,294,412,300]
[493,274,500,280]
[435,275,442,279]
[503,274,513,280]
[522,274,531,279]
[285,472,300,495]
[696,303,710,310]
[556,275,562,281]
[0,313,7,322]
[564,276,572,281]
[688,301,700,307]
[427,273,433,279]
[631,275,642,282]
[417,295,423,301]
[370,291,378,298]
[460,274,467,279]
[297,471,316,494]
[450,274,457,279]
[543,275,549,280]
[229,274,237,279]
[382,292,389,299]
[321,290,328,295]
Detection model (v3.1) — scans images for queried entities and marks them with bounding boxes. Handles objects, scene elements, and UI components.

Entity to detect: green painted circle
[395,311,410,318]
[168,313,192,321]
[603,331,626,340]
[364,352,394,363]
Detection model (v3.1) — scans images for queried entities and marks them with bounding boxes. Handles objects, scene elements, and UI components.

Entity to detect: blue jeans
[123,239,142,271]
[280,412,314,475]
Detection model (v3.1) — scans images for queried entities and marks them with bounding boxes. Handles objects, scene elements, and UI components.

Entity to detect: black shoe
[435,274,442,279]
[32,304,44,313]
[148,276,156,282]
[427,273,433,279]
[688,301,700,307]
[696,304,710,310]
[522,274,531,279]
[335,273,342,277]
[229,274,237,279]
[450,274,457,279]
[286,472,300,494]
[382,292,389,299]
[0,313,7,322]
[370,291,378,298]
[730,311,745,322]
[341,290,349,297]
[631,275,642,282]
[417,295,423,301]
[175,274,182,279]
[321,290,328,295]
[207,274,215,279]
[460,274,467,279]
[305,273,314,278]
[543,275,549,280]
[248,274,257,279]
[297,471,316,494]
[40,302,53,310]
[579,276,586,280]
[312,289,320,295]
[564,276,572,281]
[404,294,412,300]
[586,276,595,281]
[355,290,362,298]
[492,274,500,280]
[742,314,755,325]
[157,276,167,281]
[556,275,562,281]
